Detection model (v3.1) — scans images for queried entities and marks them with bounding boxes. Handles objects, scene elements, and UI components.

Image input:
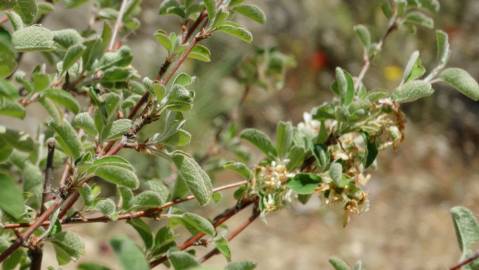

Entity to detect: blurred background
[3,0,479,269]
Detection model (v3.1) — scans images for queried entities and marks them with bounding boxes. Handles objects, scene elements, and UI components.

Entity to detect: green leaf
[0,97,25,119]
[172,151,213,206]
[164,129,192,147]
[439,68,479,101]
[153,227,176,256]
[0,126,35,152]
[329,257,351,270]
[110,236,149,270]
[154,30,173,52]
[50,231,85,265]
[14,0,37,24]
[214,236,231,261]
[204,0,216,21]
[0,79,19,98]
[287,173,321,195]
[12,25,55,52]
[167,250,200,270]
[173,72,195,86]
[106,119,132,140]
[232,4,266,24]
[276,121,293,158]
[436,30,449,65]
[96,198,117,220]
[286,146,305,170]
[189,44,211,62]
[329,162,342,183]
[117,186,134,209]
[0,173,25,220]
[180,212,216,236]
[73,112,98,136]
[401,51,425,84]
[335,67,354,105]
[404,11,434,29]
[131,191,164,210]
[6,11,25,31]
[95,165,140,189]
[451,206,479,270]
[353,24,371,48]
[240,128,277,158]
[62,43,86,73]
[0,0,17,10]
[217,23,253,43]
[78,263,111,270]
[0,36,17,79]
[43,88,81,114]
[166,85,195,112]
[50,120,82,159]
[53,29,83,49]
[392,80,433,103]
[225,261,256,270]
[223,161,253,180]
[128,219,153,249]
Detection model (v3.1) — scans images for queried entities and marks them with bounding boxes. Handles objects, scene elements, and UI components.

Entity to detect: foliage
[0,0,477,269]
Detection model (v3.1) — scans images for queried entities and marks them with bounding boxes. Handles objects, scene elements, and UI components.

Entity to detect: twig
[200,205,260,263]
[450,252,479,270]
[149,196,258,268]
[28,139,55,270]
[108,0,130,51]
[3,181,248,229]
[0,192,77,263]
[354,15,398,90]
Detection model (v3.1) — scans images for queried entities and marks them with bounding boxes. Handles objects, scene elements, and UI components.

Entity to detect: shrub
[0,0,478,269]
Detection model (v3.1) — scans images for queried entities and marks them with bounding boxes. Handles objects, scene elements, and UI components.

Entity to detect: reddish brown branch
[149,196,258,268]
[200,206,260,263]
[450,252,479,270]
[3,181,248,229]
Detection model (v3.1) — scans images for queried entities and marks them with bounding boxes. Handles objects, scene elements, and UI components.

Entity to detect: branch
[28,139,55,270]
[108,0,130,51]
[149,196,258,268]
[3,181,248,229]
[354,14,398,90]
[450,252,479,270]
[200,205,260,263]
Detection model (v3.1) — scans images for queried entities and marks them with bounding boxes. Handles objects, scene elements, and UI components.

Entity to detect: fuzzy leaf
[50,231,85,265]
[436,30,449,65]
[287,173,321,195]
[225,261,256,270]
[180,212,216,236]
[110,236,149,270]
[0,98,25,119]
[172,151,213,205]
[329,257,351,270]
[393,80,433,103]
[62,43,85,73]
[232,4,266,24]
[95,165,139,189]
[0,173,25,220]
[72,112,97,136]
[276,121,293,158]
[12,25,54,52]
[131,191,164,210]
[217,23,253,43]
[167,250,200,270]
[353,24,371,48]
[240,128,277,158]
[43,88,81,114]
[14,0,37,24]
[439,68,479,101]
[223,161,253,180]
[50,120,82,159]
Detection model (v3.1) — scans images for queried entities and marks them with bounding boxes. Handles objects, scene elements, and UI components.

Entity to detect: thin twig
[108,0,130,51]
[149,196,258,268]
[3,181,248,229]
[28,139,55,270]
[354,15,398,90]
[450,252,479,270]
